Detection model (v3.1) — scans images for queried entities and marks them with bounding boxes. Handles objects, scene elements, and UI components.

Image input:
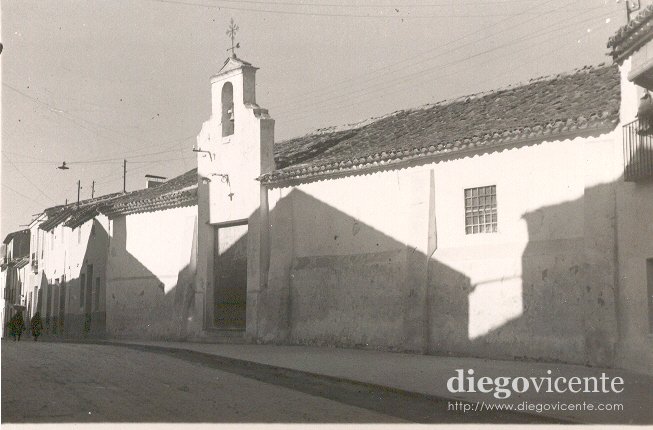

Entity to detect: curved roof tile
[261,65,620,186]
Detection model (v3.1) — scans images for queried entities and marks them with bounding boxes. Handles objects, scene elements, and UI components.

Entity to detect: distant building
[30,171,198,340]
[1,229,30,336]
[38,193,122,337]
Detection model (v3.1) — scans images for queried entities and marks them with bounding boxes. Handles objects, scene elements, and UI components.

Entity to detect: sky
[1,0,626,237]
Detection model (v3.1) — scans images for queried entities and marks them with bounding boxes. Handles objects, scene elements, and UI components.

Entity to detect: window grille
[464,185,497,234]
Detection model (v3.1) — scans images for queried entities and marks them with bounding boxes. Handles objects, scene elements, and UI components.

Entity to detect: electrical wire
[2,183,50,208]
[147,0,551,18]
[195,0,543,8]
[2,153,57,204]
[272,3,613,114]
[3,82,197,161]
[278,10,618,126]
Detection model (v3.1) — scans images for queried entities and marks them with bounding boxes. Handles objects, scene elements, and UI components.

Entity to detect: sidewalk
[102,339,652,424]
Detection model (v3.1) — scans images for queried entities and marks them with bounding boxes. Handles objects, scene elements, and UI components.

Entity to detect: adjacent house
[26,212,46,327]
[1,229,31,336]
[607,3,653,374]
[38,193,122,337]
[25,171,199,340]
[102,169,199,340]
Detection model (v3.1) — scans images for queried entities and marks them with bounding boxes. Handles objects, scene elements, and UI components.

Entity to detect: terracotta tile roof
[261,64,620,186]
[64,193,125,229]
[608,4,653,63]
[11,256,30,269]
[39,169,198,229]
[100,168,198,217]
[40,193,123,231]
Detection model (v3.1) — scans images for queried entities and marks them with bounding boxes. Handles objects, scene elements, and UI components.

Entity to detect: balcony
[623,117,653,182]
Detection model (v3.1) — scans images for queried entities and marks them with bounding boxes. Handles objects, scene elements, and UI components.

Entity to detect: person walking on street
[6,318,16,341]
[30,312,43,341]
[14,311,25,341]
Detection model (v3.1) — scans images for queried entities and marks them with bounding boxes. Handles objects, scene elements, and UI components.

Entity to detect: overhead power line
[1,135,196,166]
[2,183,49,208]
[3,81,197,161]
[271,1,611,114]
[197,0,543,8]
[147,0,552,18]
[2,153,56,204]
[279,10,619,126]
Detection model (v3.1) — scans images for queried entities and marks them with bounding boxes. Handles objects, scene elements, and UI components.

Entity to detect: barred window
[464,185,497,234]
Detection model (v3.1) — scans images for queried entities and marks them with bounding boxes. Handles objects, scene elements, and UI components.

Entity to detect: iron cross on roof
[226,18,240,58]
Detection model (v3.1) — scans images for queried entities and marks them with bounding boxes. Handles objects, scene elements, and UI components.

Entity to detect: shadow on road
[116,342,562,424]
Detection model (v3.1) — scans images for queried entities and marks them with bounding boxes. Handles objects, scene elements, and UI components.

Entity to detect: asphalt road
[1,340,555,423]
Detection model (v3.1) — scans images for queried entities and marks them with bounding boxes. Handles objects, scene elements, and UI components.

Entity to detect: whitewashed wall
[105,206,198,340]
[256,130,624,367]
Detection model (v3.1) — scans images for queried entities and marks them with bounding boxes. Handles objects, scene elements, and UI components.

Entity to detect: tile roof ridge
[42,192,124,212]
[103,168,198,206]
[419,63,611,109]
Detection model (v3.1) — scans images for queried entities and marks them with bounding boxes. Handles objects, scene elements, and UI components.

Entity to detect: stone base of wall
[40,312,106,340]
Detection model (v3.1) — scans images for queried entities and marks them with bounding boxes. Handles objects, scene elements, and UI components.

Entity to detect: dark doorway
[46,282,54,332]
[214,221,248,329]
[58,276,66,334]
[646,258,653,334]
[84,265,93,334]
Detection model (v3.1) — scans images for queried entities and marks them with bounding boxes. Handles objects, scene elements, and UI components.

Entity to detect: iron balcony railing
[623,117,653,182]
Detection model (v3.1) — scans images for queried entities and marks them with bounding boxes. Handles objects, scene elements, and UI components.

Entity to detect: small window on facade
[464,185,497,234]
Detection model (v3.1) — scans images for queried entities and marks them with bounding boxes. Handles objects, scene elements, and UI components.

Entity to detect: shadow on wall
[258,187,470,353]
[39,219,110,339]
[256,153,649,367]
[104,214,198,341]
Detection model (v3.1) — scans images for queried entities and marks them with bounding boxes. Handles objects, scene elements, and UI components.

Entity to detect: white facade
[39,216,110,336]
[105,205,199,339]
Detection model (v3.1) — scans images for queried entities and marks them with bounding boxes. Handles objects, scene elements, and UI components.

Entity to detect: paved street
[2,340,403,423]
[1,340,551,424]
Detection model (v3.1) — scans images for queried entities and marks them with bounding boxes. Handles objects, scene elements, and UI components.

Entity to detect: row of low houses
[1,171,198,340]
[2,10,652,375]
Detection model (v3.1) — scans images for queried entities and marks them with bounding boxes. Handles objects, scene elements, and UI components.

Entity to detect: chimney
[145,174,166,189]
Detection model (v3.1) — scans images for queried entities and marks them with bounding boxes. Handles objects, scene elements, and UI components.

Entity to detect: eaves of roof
[40,193,123,231]
[100,169,198,218]
[260,65,620,187]
[3,229,30,245]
